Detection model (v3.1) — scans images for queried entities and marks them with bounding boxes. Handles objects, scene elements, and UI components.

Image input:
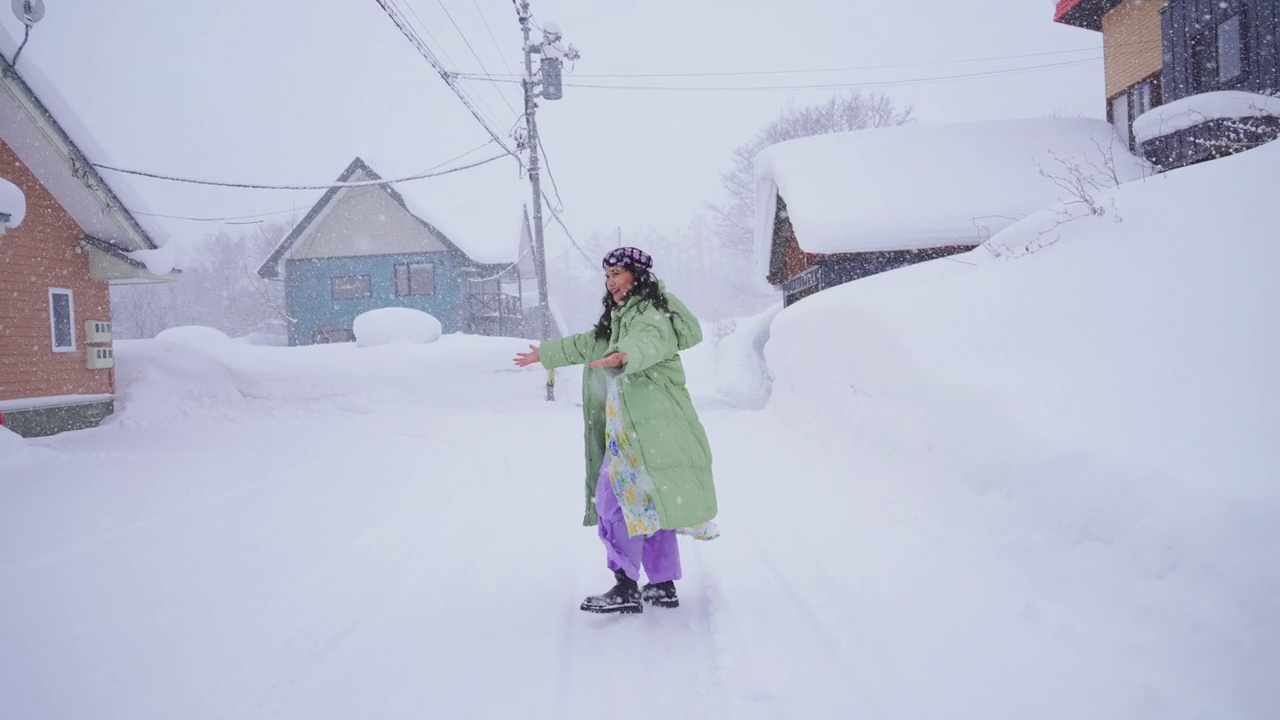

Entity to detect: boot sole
[580,601,643,614]
[643,598,679,609]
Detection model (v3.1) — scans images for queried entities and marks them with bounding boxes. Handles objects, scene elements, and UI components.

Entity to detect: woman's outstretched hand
[588,352,627,369]
[513,344,541,367]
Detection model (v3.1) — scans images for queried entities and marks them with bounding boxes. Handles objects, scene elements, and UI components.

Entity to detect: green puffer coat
[539,290,716,529]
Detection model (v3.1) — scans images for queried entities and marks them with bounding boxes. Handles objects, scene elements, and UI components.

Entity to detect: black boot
[580,569,643,614]
[641,580,679,609]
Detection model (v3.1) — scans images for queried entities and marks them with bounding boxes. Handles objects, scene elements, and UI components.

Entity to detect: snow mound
[763,138,1280,715]
[683,303,782,410]
[0,176,26,229]
[111,334,535,426]
[1134,90,1280,145]
[768,138,1280,485]
[353,308,442,347]
[155,326,231,347]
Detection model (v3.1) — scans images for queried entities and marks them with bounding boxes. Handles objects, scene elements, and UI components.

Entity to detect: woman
[513,247,718,614]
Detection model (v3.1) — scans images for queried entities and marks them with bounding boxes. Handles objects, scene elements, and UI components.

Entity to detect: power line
[541,191,592,264]
[135,206,306,224]
[537,135,564,212]
[94,151,509,191]
[452,40,1159,80]
[394,0,511,135]
[371,0,524,166]
[430,0,521,120]
[461,56,1102,92]
[128,141,501,223]
[473,0,518,79]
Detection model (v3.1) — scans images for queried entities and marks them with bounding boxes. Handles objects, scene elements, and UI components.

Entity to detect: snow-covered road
[2,333,1273,719]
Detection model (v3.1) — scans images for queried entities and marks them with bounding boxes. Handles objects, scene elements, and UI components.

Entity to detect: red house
[0,54,175,437]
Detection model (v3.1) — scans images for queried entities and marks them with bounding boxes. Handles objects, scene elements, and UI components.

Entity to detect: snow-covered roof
[0,56,163,257]
[258,157,529,279]
[390,163,530,266]
[754,118,1148,277]
[1134,91,1280,145]
[0,176,24,228]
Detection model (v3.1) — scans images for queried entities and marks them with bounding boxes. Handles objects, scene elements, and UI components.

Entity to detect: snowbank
[768,137,1279,486]
[682,303,781,410]
[753,119,1148,277]
[353,308,442,347]
[111,333,536,426]
[0,176,25,229]
[155,326,231,347]
[763,138,1280,715]
[1134,90,1280,145]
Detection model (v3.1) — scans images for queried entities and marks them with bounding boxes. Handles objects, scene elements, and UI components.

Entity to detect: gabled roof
[257,157,519,279]
[0,53,160,258]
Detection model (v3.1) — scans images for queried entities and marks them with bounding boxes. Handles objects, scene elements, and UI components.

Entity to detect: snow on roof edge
[0,54,161,251]
[1134,90,1280,145]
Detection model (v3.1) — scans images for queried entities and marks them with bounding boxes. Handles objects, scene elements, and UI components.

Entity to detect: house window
[1192,13,1247,92]
[394,262,435,296]
[1111,91,1132,146]
[330,274,372,300]
[1111,75,1161,150]
[312,328,356,344]
[1132,78,1157,119]
[1217,15,1244,84]
[48,288,76,352]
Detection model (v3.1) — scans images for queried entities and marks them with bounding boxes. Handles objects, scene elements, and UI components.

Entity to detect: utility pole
[518,1,577,401]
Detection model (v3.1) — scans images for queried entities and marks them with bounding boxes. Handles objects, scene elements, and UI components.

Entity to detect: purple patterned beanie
[602,246,653,273]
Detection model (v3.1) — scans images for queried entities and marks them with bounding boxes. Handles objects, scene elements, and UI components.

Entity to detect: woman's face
[605,266,636,304]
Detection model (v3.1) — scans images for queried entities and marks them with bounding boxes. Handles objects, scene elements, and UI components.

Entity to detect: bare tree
[109,221,291,339]
[709,91,915,253]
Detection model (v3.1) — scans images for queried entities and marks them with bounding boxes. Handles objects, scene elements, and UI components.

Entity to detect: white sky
[0,0,1104,255]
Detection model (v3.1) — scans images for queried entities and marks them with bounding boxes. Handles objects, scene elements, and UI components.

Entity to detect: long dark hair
[593,269,677,341]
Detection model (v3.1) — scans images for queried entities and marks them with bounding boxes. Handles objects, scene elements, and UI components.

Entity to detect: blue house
[257,158,537,345]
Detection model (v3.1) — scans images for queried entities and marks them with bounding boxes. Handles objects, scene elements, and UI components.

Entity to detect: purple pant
[595,462,682,584]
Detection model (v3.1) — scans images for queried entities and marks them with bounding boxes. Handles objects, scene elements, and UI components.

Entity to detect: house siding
[1103,0,1170,98]
[0,137,113,403]
[285,252,475,345]
[1162,0,1279,102]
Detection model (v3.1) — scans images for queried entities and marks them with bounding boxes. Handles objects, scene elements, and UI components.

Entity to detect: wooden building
[1055,0,1280,168]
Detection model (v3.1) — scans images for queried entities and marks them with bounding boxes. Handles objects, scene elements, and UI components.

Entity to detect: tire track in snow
[547,538,727,719]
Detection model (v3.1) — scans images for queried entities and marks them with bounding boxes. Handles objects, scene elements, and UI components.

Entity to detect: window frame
[48,287,76,353]
[1215,13,1246,85]
[1109,74,1162,151]
[1191,12,1249,93]
[394,262,436,297]
[329,274,373,301]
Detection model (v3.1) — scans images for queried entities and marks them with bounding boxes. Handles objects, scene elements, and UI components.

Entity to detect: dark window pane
[330,275,372,300]
[1191,29,1217,92]
[1133,80,1154,118]
[408,263,435,296]
[312,328,356,344]
[1218,15,1244,82]
[51,292,73,349]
